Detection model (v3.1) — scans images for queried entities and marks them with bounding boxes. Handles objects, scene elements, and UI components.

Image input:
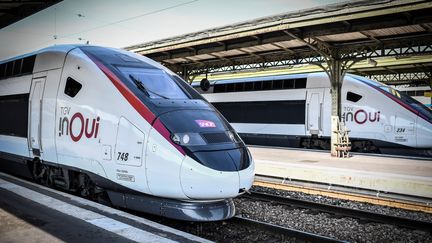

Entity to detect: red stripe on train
[86,54,185,155]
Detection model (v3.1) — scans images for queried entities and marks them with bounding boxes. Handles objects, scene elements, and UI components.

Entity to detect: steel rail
[231,216,345,243]
[244,191,432,232]
[253,174,432,213]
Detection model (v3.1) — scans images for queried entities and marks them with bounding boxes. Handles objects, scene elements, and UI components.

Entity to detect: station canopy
[126,0,432,86]
[0,0,61,29]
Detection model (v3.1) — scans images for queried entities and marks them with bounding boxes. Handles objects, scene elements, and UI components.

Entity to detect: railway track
[254,174,432,213]
[153,214,344,242]
[0,171,344,242]
[243,191,432,232]
[231,216,344,243]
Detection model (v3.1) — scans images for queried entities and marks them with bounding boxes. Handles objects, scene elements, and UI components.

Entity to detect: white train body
[0,45,254,221]
[194,73,432,155]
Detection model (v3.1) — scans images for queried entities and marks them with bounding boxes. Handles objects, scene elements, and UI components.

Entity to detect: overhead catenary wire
[55,0,200,40]
[0,0,200,59]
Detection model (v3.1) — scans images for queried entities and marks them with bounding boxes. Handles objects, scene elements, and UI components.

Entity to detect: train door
[115,117,145,167]
[306,89,323,135]
[29,77,46,157]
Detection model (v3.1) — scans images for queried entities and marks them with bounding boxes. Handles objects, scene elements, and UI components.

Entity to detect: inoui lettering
[342,109,380,124]
[59,110,100,142]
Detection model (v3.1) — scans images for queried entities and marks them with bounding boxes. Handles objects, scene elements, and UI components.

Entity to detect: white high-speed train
[194,73,432,156]
[0,45,254,221]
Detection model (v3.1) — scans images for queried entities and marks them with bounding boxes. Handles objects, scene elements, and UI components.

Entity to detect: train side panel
[37,69,63,163]
[54,48,152,194]
[206,89,308,137]
[341,78,382,141]
[342,77,417,148]
[0,75,32,159]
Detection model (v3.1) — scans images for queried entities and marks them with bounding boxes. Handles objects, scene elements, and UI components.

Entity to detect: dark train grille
[201,132,231,144]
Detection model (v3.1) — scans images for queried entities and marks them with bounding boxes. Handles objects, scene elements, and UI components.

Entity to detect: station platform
[250,146,432,199]
[0,172,208,243]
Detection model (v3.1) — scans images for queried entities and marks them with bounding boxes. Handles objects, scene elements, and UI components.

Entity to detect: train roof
[0,45,171,81]
[190,72,395,91]
[191,73,311,87]
[0,44,86,64]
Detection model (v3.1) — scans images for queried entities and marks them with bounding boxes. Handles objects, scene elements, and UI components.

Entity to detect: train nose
[180,148,254,200]
[416,116,432,148]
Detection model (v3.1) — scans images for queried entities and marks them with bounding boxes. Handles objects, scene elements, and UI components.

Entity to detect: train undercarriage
[28,158,110,204]
[300,137,380,153]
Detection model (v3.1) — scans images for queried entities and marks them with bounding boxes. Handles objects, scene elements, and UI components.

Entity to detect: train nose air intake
[192,148,250,171]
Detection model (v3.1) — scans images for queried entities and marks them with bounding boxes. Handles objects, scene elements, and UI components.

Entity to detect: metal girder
[142,8,432,62]
[179,50,325,76]
[282,30,334,58]
[364,71,432,85]
[169,33,432,76]
[337,34,432,60]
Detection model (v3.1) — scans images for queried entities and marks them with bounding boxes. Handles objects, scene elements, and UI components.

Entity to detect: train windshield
[118,66,189,100]
[380,86,432,121]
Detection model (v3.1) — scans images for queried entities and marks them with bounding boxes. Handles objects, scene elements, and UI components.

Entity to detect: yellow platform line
[254,180,432,214]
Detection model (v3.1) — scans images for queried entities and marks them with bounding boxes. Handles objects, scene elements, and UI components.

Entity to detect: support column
[181,67,190,83]
[314,56,356,157]
[328,59,343,157]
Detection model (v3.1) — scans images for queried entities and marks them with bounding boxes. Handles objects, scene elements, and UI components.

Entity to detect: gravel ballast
[232,186,432,242]
[148,186,432,242]
[252,185,432,223]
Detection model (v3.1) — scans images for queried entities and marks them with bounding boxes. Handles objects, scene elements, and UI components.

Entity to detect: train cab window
[346,91,362,102]
[118,66,189,99]
[64,77,82,98]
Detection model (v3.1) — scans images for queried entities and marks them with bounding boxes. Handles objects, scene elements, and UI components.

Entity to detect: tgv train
[193,73,432,156]
[0,45,254,221]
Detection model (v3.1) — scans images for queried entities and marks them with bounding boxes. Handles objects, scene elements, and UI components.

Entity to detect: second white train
[194,73,432,156]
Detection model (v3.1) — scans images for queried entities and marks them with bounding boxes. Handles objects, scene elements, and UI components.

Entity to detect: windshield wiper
[129,74,150,96]
[129,75,169,99]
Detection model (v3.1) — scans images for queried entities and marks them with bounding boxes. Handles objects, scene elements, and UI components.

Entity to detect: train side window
[5,62,13,77]
[64,77,82,98]
[0,64,5,79]
[346,91,362,102]
[21,55,36,74]
[13,59,22,76]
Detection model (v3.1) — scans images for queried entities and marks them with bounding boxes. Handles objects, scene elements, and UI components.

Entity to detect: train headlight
[171,133,206,146]
[182,134,190,144]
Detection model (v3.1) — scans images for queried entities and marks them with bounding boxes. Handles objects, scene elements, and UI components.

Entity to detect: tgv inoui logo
[342,106,380,125]
[58,107,100,142]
